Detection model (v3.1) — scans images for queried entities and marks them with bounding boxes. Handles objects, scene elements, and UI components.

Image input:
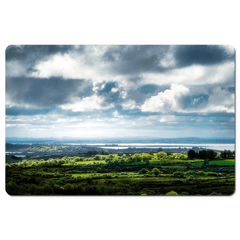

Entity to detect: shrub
[166,191,178,196]
[195,171,206,176]
[151,168,161,175]
[96,167,103,173]
[184,170,195,176]
[180,191,189,195]
[179,154,188,160]
[173,171,184,178]
[157,151,167,159]
[208,192,223,195]
[207,172,218,176]
[108,154,114,160]
[142,153,152,161]
[31,162,38,167]
[139,168,149,174]
[19,160,29,168]
[140,188,156,195]
[5,163,11,168]
[74,157,81,162]
[187,175,195,181]
[168,154,175,160]
[132,153,142,162]
[144,174,151,177]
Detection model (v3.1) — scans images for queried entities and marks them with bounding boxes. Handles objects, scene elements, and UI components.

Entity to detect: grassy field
[5,151,235,196]
[185,159,235,166]
[24,145,68,152]
[63,160,106,166]
[209,159,235,166]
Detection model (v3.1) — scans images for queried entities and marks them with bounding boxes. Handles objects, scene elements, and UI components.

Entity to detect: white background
[1,1,239,240]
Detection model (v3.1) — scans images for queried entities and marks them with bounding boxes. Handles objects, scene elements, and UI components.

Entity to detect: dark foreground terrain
[6,149,235,196]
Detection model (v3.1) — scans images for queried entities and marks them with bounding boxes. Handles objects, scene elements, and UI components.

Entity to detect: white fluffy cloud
[110,87,118,93]
[140,83,234,114]
[31,53,96,80]
[140,62,234,88]
[159,115,178,123]
[203,87,234,113]
[122,99,138,110]
[59,94,113,112]
[140,84,189,113]
[29,47,121,82]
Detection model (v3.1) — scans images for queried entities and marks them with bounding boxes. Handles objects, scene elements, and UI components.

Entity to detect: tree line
[188,149,235,160]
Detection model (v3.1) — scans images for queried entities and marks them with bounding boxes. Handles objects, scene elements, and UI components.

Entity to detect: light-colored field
[63,160,106,166]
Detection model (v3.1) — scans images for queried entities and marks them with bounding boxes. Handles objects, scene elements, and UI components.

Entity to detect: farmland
[5,149,235,196]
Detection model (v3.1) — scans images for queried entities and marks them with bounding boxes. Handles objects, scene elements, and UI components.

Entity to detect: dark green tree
[94,155,101,160]
[148,150,154,155]
[188,149,195,160]
[220,150,233,159]
[198,149,207,159]
[101,150,109,155]
[206,150,217,160]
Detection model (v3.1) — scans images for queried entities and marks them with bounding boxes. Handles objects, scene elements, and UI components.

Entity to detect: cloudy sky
[5,45,235,139]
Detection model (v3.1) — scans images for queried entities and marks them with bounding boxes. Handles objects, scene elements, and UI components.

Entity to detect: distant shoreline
[5,142,235,158]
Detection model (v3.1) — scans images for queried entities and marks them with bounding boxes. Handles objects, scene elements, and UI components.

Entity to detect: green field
[24,145,68,152]
[209,159,235,166]
[6,151,235,196]
[63,160,106,166]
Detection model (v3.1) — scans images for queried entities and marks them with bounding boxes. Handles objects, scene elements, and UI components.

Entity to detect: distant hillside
[6,137,234,144]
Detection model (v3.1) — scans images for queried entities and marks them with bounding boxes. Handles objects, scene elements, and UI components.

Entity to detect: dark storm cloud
[173,45,234,67]
[126,89,152,104]
[178,94,209,110]
[101,45,235,77]
[139,84,169,95]
[77,85,94,98]
[93,82,122,104]
[6,45,234,79]
[94,82,165,107]
[6,77,87,107]
[6,106,56,116]
[122,85,169,105]
[102,45,171,75]
[6,45,75,61]
[6,45,86,77]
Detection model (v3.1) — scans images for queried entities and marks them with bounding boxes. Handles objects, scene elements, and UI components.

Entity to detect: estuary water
[68,143,235,151]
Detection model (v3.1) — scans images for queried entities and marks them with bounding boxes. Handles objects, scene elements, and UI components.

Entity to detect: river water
[68,143,235,151]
